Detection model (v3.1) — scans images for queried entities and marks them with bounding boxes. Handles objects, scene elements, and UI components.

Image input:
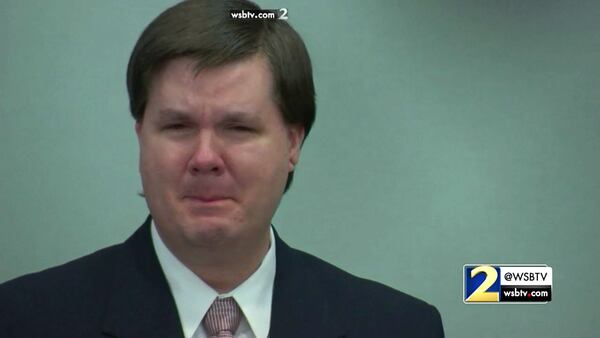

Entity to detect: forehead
[146,54,277,115]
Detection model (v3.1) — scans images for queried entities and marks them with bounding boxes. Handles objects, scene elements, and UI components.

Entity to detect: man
[0,0,444,337]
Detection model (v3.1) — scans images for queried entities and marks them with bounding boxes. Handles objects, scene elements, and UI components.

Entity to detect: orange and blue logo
[464,264,552,303]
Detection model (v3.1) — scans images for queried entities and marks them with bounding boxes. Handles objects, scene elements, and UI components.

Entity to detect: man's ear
[287,125,305,172]
[134,121,143,175]
[135,120,142,137]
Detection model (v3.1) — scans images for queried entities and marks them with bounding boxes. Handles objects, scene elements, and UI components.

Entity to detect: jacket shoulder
[289,247,444,337]
[0,243,125,336]
[1,243,123,296]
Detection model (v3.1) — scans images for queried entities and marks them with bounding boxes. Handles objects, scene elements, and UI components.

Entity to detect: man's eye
[230,125,254,132]
[164,123,187,130]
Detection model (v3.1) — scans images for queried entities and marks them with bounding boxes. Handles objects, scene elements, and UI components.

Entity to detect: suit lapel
[269,230,346,338]
[101,216,184,338]
[98,219,346,338]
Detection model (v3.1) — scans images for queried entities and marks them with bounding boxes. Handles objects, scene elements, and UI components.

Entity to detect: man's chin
[180,218,238,247]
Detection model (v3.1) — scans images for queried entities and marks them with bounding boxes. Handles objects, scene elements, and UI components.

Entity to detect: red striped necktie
[202,297,242,338]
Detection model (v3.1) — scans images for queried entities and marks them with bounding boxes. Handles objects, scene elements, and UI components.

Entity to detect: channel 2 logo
[463,264,552,303]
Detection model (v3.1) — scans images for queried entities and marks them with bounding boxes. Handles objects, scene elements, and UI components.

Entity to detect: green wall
[1,1,598,337]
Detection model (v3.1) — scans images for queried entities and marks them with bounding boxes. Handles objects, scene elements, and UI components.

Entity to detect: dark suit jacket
[0,216,444,337]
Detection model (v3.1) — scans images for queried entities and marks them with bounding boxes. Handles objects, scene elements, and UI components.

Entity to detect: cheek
[140,143,189,191]
[227,142,289,189]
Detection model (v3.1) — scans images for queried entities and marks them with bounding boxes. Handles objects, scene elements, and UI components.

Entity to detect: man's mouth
[183,195,231,203]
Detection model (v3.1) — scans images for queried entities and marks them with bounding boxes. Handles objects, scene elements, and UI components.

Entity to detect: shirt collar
[151,221,275,338]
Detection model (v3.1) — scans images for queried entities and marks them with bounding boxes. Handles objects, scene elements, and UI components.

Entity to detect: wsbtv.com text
[229,9,288,20]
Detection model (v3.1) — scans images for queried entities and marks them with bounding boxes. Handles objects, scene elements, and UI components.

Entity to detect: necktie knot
[202,297,242,338]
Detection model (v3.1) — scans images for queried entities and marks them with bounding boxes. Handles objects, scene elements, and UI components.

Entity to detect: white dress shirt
[151,221,276,338]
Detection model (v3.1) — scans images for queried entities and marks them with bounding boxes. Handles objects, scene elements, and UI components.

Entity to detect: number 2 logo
[465,265,500,302]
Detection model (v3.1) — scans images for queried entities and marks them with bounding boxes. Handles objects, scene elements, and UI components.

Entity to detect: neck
[160,227,271,293]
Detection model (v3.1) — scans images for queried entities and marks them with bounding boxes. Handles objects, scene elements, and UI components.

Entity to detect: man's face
[136,55,304,251]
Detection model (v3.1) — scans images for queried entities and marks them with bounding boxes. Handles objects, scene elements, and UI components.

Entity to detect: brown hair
[127,0,315,192]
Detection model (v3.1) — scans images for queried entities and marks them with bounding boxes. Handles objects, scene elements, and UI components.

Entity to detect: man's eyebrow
[156,109,192,121]
[220,111,262,123]
[156,109,263,123]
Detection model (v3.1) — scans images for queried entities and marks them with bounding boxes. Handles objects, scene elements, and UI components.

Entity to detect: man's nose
[187,132,225,176]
